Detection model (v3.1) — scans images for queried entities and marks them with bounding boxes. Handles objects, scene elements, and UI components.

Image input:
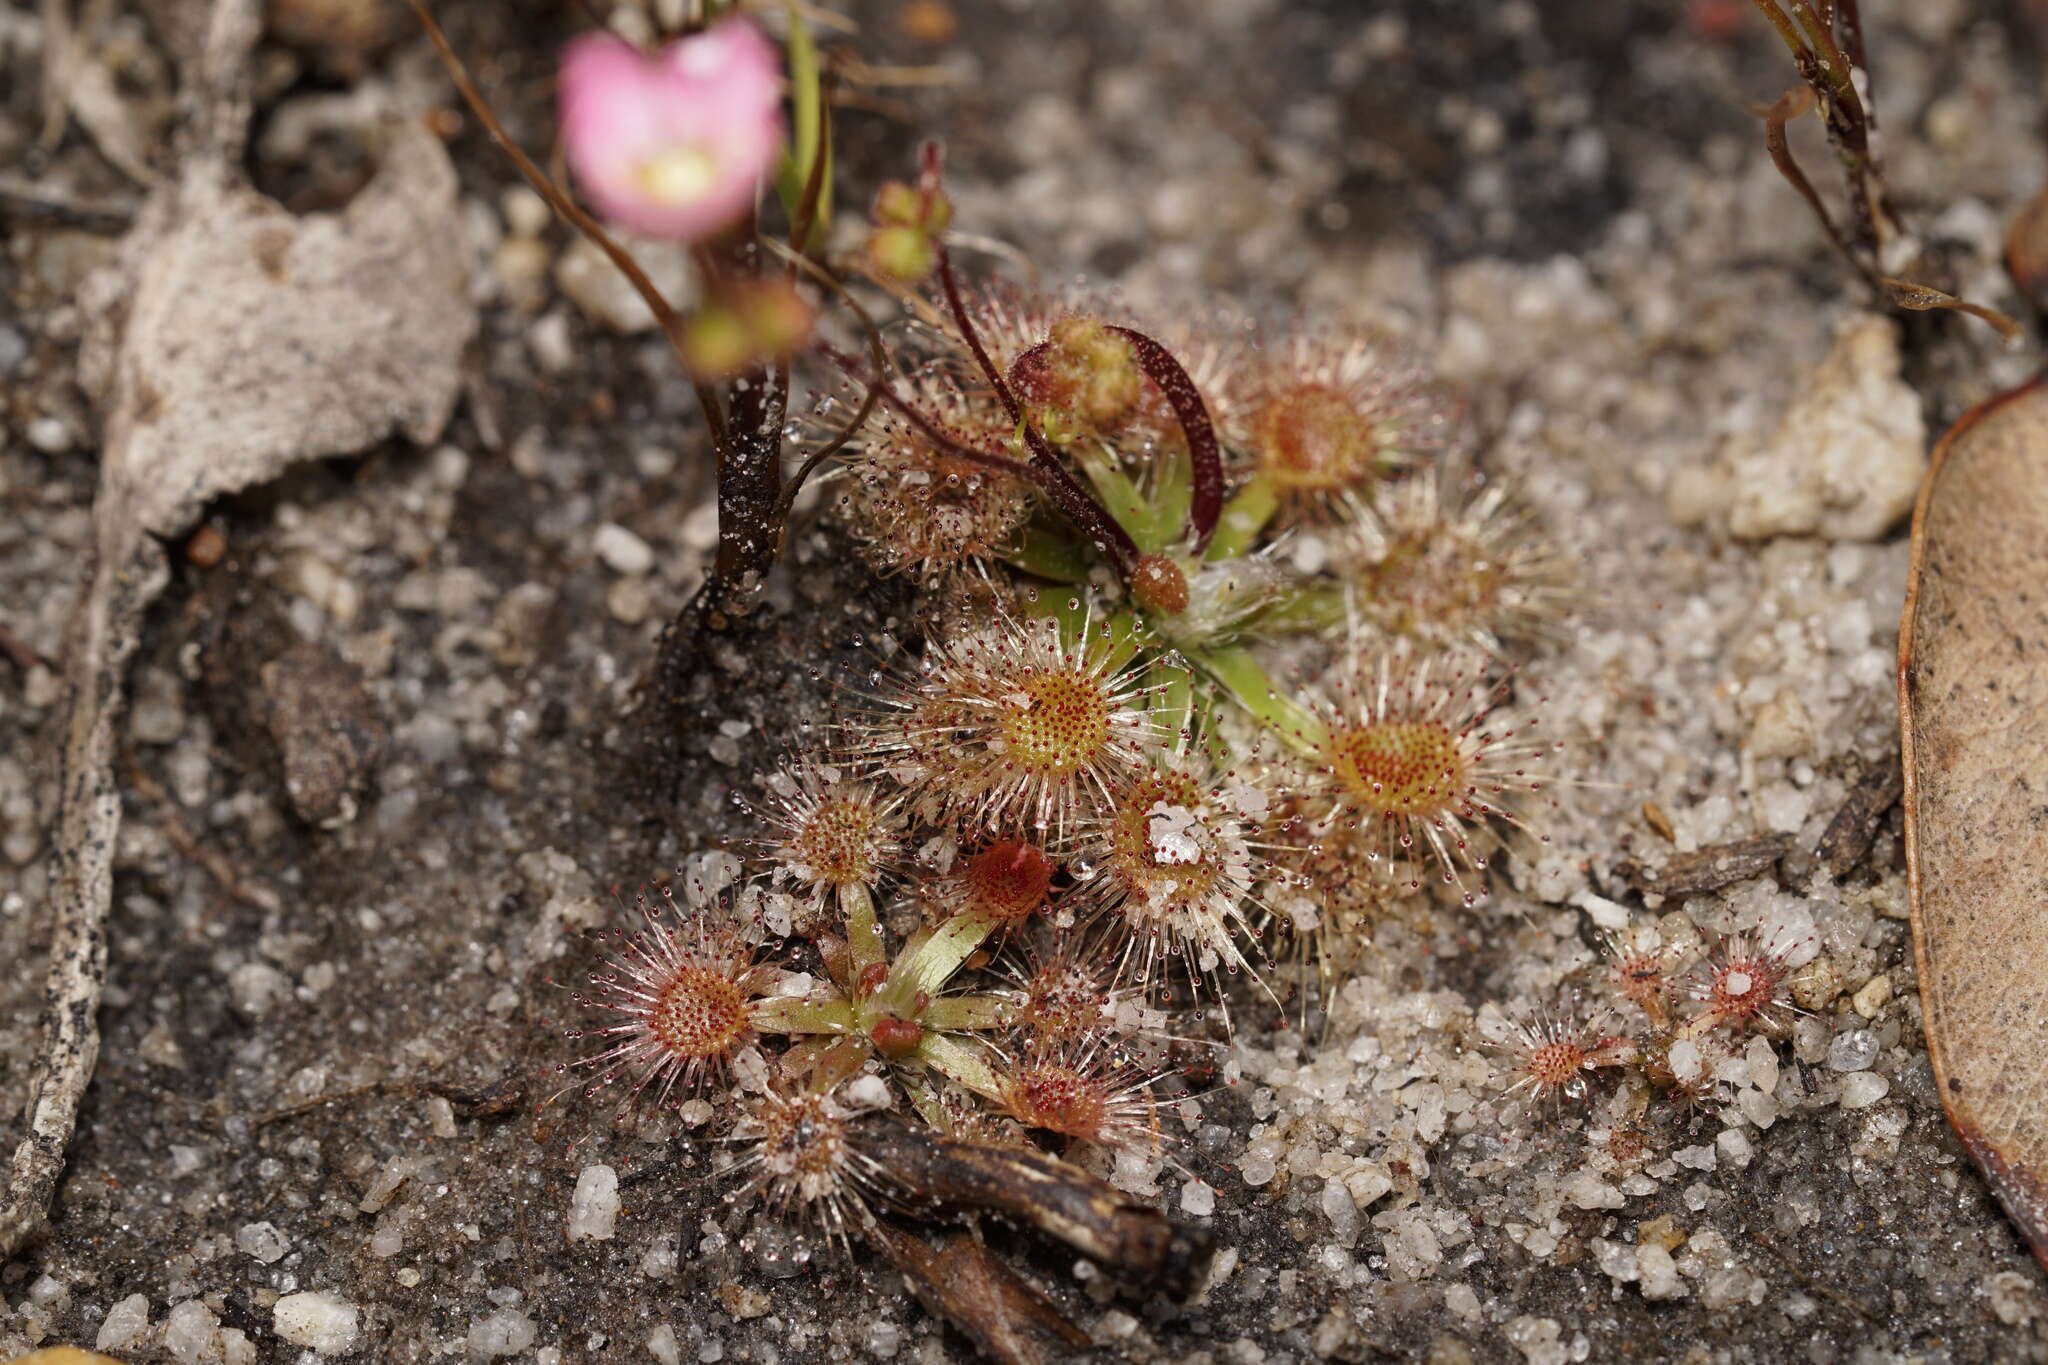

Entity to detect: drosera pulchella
[855,602,1172,841]
[547,183,1606,1306]
[555,886,781,1119]
[1296,640,1559,904]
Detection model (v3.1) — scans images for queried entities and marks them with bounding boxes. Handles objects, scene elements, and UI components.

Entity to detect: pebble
[1592,1238,1638,1283]
[228,962,291,1018]
[1985,1269,2042,1326]
[236,1220,291,1264]
[273,1291,360,1353]
[502,187,551,239]
[647,1324,682,1365]
[96,1292,151,1350]
[26,415,72,453]
[1182,1178,1217,1216]
[594,522,655,576]
[1827,1029,1880,1072]
[568,1164,620,1241]
[555,234,696,334]
[1724,315,1924,542]
[1852,974,1893,1018]
[1839,1071,1891,1109]
[1636,1245,1687,1300]
[1319,1179,1359,1244]
[607,577,654,625]
[468,1308,538,1358]
[0,323,27,377]
[427,1096,458,1138]
[494,237,552,308]
[489,583,554,667]
[164,1298,221,1364]
[526,310,576,375]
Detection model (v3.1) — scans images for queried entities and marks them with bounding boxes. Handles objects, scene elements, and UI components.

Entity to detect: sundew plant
[399,0,1788,1349]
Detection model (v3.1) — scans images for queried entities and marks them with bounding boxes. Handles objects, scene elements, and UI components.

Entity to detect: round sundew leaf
[1899,375,2048,1272]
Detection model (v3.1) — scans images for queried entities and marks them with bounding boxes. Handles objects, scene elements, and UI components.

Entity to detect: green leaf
[842,881,886,983]
[886,910,998,1008]
[753,995,856,1035]
[915,1033,1006,1101]
[1001,520,1095,584]
[921,994,1012,1032]
[1071,439,1153,549]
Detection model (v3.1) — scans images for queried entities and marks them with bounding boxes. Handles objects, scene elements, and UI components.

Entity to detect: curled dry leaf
[0,0,476,1257]
[1899,376,2048,1271]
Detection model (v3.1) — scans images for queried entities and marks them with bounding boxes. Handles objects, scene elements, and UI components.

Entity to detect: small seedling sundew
[1230,330,1446,524]
[1684,928,1810,1036]
[859,607,1167,840]
[560,890,776,1115]
[1302,645,1555,903]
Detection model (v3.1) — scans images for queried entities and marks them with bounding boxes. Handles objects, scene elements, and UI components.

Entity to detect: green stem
[772,4,831,253]
[1189,645,1325,757]
[1071,441,1153,549]
[1145,443,1193,552]
[1205,474,1278,562]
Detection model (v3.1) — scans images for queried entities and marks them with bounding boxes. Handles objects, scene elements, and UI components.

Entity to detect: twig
[865,1219,1090,1365]
[855,1113,1213,1298]
[1760,86,1867,284]
[119,750,283,914]
[0,177,136,232]
[813,340,1034,480]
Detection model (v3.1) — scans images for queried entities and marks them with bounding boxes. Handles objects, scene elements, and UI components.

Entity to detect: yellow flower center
[636,145,720,205]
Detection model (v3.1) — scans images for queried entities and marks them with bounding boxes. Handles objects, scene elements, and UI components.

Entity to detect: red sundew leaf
[1899,375,2048,1273]
[1105,326,1226,551]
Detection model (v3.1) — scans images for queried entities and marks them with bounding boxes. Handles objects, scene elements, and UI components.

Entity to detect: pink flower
[558,19,783,241]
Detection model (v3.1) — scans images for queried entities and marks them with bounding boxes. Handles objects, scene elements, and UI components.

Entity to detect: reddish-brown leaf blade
[1107,325,1226,550]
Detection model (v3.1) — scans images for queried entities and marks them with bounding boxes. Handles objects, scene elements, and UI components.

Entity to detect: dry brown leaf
[1899,376,2048,1272]
[0,0,475,1257]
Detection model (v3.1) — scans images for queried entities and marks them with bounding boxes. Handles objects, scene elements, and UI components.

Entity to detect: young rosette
[558,19,783,241]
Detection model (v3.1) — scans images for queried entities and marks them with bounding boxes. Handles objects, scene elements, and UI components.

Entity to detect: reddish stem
[934,233,1140,573]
